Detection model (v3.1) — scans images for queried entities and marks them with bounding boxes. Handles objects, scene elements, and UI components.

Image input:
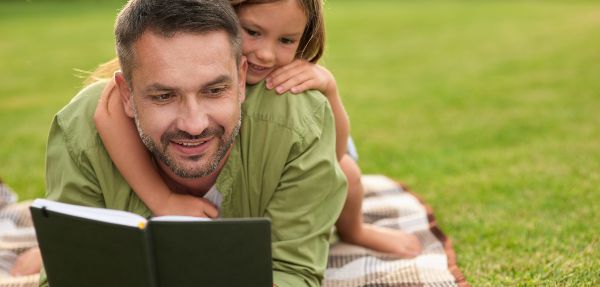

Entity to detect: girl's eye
[244,28,260,37]
[279,38,295,45]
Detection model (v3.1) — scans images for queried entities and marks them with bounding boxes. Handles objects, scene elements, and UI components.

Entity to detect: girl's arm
[94,79,218,217]
[266,60,349,160]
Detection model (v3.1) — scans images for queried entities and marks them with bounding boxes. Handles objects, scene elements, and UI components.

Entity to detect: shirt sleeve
[39,115,107,287]
[45,115,104,207]
[266,101,348,287]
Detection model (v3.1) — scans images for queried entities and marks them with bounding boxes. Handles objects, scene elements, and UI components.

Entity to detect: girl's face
[237,0,308,84]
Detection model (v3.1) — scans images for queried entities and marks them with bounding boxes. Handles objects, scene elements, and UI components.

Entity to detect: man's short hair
[115,0,242,85]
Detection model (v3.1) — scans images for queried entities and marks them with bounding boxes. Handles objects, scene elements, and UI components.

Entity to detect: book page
[151,216,212,222]
[31,199,147,228]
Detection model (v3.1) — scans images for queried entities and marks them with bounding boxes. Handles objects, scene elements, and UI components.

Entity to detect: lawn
[1,0,599,285]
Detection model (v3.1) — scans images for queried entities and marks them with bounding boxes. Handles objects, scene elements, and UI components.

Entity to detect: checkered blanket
[324,175,468,287]
[0,175,468,287]
[0,182,38,287]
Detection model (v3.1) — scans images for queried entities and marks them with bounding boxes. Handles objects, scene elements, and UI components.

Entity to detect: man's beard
[132,107,241,179]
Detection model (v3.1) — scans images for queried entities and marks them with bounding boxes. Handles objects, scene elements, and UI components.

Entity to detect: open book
[31,199,272,287]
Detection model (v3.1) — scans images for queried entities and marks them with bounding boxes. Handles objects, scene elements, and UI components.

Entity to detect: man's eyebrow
[143,83,174,93]
[204,75,233,88]
[142,75,232,94]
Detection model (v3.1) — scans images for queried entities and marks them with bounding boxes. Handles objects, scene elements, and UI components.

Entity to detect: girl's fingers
[267,62,293,80]
[267,61,309,88]
[289,80,316,94]
[274,77,303,94]
[275,72,313,94]
[268,67,303,89]
[271,59,305,77]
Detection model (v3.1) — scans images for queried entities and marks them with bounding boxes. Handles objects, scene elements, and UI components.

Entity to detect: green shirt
[43,80,347,287]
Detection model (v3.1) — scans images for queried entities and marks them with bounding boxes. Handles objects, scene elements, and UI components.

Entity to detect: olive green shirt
[42,80,347,287]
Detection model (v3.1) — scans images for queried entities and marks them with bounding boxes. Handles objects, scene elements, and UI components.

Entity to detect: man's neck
[154,149,231,197]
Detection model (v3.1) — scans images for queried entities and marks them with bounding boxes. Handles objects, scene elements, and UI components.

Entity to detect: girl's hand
[266,59,336,96]
[155,193,219,218]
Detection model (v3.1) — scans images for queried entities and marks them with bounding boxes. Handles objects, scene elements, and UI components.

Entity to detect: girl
[93,0,420,257]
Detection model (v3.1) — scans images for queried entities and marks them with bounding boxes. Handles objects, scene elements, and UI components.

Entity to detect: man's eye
[152,93,174,102]
[206,86,227,96]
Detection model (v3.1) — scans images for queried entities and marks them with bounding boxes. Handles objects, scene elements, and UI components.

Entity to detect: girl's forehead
[236,0,306,15]
[233,0,301,6]
[237,0,307,31]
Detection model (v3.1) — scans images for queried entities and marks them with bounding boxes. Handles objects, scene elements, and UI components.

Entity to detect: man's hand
[154,192,219,218]
[10,247,42,276]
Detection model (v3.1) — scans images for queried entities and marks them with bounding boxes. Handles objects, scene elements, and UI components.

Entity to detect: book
[30,199,272,287]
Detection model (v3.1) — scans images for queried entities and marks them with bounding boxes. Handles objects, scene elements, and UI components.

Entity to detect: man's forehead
[135,29,234,60]
[129,30,238,90]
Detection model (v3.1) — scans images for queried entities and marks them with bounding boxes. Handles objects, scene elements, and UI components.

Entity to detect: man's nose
[177,99,209,136]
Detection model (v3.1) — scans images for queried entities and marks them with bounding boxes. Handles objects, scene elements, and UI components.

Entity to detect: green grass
[1,0,599,285]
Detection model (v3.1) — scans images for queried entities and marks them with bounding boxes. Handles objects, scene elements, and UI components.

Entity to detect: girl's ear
[238,56,248,103]
[114,72,135,118]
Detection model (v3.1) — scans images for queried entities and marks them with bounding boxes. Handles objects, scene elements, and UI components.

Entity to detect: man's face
[117,31,246,179]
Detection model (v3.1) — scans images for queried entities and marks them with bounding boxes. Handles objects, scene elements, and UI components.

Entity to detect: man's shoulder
[56,80,106,120]
[52,80,107,150]
[242,82,331,134]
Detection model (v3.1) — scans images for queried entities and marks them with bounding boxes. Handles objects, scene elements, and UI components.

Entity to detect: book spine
[142,226,160,287]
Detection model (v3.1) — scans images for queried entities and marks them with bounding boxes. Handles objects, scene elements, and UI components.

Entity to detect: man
[41,0,346,286]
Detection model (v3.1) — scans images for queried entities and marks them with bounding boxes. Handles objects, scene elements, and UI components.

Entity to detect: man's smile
[173,139,209,147]
[170,137,213,156]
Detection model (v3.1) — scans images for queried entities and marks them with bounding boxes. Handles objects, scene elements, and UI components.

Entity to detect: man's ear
[114,72,135,118]
[238,56,247,103]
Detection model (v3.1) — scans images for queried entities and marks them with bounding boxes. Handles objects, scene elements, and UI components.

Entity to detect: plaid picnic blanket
[0,182,38,287]
[324,175,468,287]
[0,175,468,287]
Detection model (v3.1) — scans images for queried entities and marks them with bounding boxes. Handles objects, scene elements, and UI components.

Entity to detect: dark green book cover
[149,219,272,287]
[30,199,272,287]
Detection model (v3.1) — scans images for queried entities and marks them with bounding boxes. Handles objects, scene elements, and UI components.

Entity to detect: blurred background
[1,0,599,285]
